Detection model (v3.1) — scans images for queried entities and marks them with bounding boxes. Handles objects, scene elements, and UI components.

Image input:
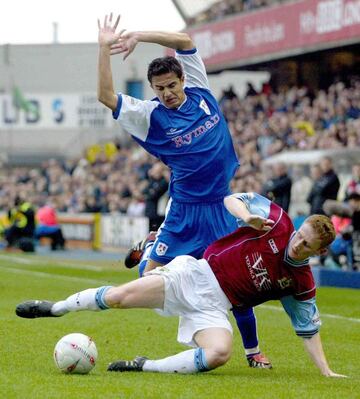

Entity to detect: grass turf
[0,252,359,399]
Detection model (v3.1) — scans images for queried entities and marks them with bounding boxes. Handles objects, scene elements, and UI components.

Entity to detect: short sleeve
[280,295,321,338]
[232,192,271,226]
[113,94,159,142]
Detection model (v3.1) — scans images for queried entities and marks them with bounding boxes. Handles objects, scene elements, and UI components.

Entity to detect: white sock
[142,348,209,374]
[51,286,112,316]
[245,346,260,357]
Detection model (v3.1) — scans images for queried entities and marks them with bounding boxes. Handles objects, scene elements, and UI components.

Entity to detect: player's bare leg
[16,275,165,318]
[104,276,164,309]
[194,328,233,369]
[108,327,232,373]
[143,258,163,274]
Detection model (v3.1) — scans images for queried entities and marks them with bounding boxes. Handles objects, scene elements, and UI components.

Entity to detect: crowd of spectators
[0,78,359,213]
[0,77,359,264]
[225,79,360,196]
[0,144,169,224]
[187,0,287,26]
[0,78,359,217]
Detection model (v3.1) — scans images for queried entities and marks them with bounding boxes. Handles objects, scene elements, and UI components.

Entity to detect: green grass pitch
[0,253,359,399]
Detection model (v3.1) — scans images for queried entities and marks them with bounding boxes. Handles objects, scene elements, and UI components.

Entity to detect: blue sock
[95,286,112,309]
[194,348,210,372]
[138,259,147,277]
[232,307,259,357]
[138,241,155,277]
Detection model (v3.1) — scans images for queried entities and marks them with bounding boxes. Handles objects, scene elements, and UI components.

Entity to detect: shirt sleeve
[175,48,210,90]
[280,295,321,338]
[112,94,159,142]
[232,192,272,227]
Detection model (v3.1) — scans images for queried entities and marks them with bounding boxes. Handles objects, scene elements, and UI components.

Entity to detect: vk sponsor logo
[245,253,272,291]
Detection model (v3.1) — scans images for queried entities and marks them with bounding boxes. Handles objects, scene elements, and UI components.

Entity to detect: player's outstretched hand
[323,370,348,378]
[246,215,275,231]
[98,13,126,48]
[110,32,138,60]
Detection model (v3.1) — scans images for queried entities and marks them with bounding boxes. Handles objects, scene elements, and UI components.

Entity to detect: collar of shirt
[161,94,188,110]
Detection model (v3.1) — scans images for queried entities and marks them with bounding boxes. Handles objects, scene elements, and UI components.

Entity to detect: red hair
[305,215,336,248]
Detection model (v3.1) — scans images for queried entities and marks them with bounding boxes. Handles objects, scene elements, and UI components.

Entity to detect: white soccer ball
[53,333,98,374]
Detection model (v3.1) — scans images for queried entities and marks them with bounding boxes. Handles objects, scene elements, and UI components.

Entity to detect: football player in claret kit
[97,13,270,367]
[16,193,346,377]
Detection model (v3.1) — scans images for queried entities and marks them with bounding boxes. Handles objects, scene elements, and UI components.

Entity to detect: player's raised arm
[110,31,194,59]
[97,13,125,111]
[224,193,274,231]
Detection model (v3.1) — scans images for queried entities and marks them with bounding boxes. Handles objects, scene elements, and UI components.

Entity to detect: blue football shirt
[113,48,239,203]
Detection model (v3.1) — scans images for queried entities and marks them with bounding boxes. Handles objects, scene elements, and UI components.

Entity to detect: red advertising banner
[184,0,360,68]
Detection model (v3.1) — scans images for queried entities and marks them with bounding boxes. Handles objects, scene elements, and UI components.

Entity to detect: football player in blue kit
[97,13,270,368]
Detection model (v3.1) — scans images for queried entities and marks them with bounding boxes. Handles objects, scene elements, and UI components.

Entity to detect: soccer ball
[53,333,98,374]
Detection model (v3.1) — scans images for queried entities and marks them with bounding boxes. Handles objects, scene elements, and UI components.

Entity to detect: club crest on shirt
[155,242,168,256]
[312,311,321,326]
[277,277,293,289]
[123,95,140,105]
[199,99,211,115]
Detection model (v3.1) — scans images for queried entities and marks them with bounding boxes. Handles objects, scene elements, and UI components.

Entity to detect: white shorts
[146,255,233,347]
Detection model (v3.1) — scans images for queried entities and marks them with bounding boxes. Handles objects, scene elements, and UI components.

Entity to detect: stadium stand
[1,0,359,275]
[224,79,360,198]
[0,143,165,215]
[183,0,287,26]
[0,78,359,213]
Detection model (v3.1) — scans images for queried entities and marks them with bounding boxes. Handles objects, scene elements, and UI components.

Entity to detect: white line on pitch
[0,265,115,285]
[0,253,106,271]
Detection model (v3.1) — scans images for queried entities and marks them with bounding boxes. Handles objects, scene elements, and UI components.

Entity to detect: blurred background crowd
[1,78,359,216]
[1,0,360,270]
[184,0,288,26]
[1,77,359,268]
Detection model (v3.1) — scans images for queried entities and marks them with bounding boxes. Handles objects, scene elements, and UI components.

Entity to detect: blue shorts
[149,199,237,264]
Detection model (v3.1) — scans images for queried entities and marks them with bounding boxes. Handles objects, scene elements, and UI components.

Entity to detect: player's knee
[104,286,132,308]
[144,259,160,274]
[207,344,232,368]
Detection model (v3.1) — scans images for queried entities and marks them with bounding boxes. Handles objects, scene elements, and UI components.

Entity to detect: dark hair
[147,56,183,83]
[14,196,22,206]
